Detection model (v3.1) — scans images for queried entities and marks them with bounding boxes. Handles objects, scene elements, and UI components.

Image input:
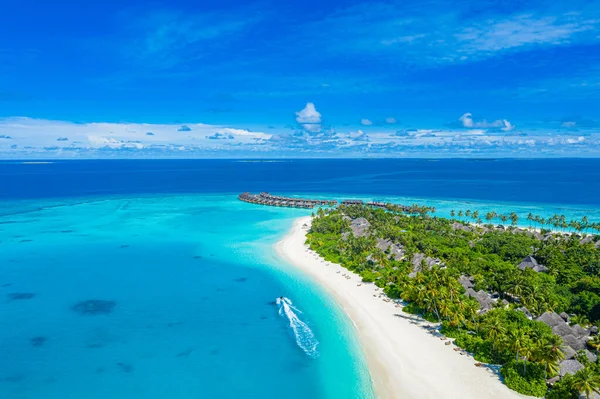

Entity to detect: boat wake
[276,297,319,358]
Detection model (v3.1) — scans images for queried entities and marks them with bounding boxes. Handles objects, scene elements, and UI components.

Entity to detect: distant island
[301,204,600,398]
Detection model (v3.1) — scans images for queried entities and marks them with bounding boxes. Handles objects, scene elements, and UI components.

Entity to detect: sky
[0,0,599,158]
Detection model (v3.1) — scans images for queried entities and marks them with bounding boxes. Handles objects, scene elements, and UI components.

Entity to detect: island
[277,203,600,399]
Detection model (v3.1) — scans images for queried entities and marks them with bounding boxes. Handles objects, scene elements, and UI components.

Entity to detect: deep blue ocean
[1,159,599,205]
[1,159,599,399]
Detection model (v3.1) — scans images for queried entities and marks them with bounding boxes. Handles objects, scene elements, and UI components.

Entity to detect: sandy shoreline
[276,216,527,399]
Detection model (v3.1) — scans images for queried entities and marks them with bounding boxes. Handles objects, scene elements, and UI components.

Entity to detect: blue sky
[0,0,599,157]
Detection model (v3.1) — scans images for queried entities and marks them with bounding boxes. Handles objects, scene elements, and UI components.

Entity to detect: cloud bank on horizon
[1,107,595,158]
[0,0,599,157]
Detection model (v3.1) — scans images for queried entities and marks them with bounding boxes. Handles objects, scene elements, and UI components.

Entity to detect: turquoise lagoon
[0,195,374,399]
[1,191,600,399]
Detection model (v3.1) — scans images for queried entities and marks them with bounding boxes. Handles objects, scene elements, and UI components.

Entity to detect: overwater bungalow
[342,199,364,205]
[367,201,389,209]
[240,192,337,209]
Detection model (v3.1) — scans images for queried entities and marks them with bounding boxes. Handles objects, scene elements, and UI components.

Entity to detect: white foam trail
[276,297,319,358]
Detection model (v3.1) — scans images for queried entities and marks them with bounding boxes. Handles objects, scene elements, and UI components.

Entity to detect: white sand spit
[276,216,529,399]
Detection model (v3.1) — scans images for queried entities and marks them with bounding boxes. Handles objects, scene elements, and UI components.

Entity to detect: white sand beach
[276,216,528,399]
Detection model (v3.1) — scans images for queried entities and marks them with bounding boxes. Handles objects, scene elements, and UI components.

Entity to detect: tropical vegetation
[307,205,600,398]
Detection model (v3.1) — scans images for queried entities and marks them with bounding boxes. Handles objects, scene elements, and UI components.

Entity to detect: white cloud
[303,3,600,65]
[566,136,585,144]
[453,14,598,57]
[1,116,598,158]
[295,102,322,132]
[561,121,577,128]
[124,9,261,71]
[500,120,514,132]
[0,117,272,155]
[385,117,397,124]
[349,130,368,140]
[295,103,321,123]
[361,118,373,126]
[458,113,514,131]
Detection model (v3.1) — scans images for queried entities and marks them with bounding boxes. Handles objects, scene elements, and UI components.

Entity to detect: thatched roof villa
[517,256,548,272]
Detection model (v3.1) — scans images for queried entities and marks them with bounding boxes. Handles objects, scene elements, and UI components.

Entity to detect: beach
[276,216,528,399]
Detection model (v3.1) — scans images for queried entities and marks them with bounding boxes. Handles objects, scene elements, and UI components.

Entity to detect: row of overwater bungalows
[238,192,408,211]
[238,192,337,209]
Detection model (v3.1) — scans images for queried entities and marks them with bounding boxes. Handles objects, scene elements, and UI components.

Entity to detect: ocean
[1,159,599,399]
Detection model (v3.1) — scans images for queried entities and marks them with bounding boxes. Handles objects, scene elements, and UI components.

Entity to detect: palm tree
[438,298,452,320]
[570,314,591,327]
[464,300,480,332]
[509,212,519,226]
[508,276,526,299]
[533,335,564,377]
[570,220,582,233]
[582,216,590,232]
[485,317,506,351]
[522,283,547,316]
[571,367,600,399]
[450,210,456,218]
[506,328,529,363]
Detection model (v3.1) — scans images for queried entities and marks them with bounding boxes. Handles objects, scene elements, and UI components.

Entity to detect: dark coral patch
[1,374,24,383]
[30,336,47,347]
[116,362,133,373]
[119,244,129,249]
[234,277,247,283]
[176,349,193,357]
[72,300,116,315]
[8,292,35,300]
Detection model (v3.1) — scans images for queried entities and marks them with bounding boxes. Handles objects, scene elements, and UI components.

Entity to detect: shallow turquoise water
[1,192,599,399]
[0,195,374,399]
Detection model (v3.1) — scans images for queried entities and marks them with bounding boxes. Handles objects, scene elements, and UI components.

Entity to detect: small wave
[276,297,319,358]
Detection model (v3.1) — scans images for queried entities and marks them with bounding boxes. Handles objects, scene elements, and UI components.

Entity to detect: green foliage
[402,302,422,315]
[440,322,462,338]
[570,366,600,399]
[475,232,536,263]
[307,205,600,397]
[546,375,578,399]
[500,361,548,397]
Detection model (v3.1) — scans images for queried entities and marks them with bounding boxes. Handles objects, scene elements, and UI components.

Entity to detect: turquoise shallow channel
[2,192,600,399]
[0,195,375,399]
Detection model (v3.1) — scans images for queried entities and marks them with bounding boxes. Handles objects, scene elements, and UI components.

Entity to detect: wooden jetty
[238,192,417,213]
[341,199,364,205]
[366,201,389,209]
[238,192,337,209]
